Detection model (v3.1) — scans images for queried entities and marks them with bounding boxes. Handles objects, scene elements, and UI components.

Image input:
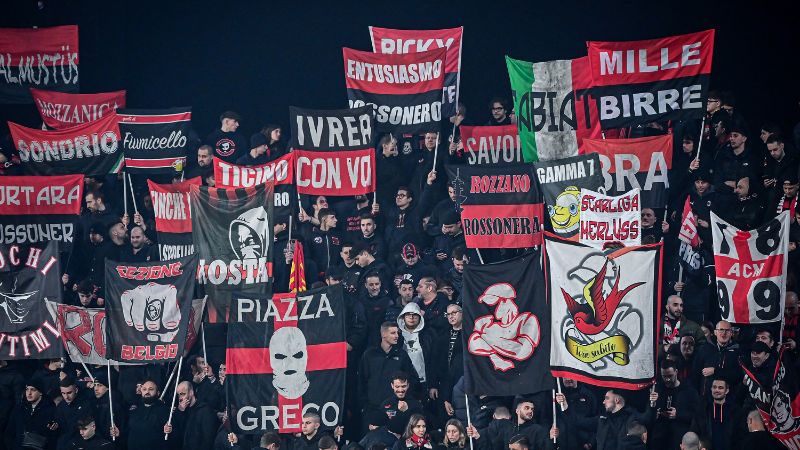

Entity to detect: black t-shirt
[205,129,248,163]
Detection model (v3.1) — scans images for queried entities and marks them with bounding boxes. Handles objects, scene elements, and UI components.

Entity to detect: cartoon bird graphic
[548,186,581,233]
[561,261,644,336]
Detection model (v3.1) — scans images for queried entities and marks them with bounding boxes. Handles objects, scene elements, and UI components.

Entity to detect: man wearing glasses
[486,97,513,126]
[694,321,742,394]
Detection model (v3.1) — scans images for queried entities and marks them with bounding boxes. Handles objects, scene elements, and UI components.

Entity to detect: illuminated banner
[369,26,463,117]
[546,233,662,389]
[0,26,79,104]
[8,113,123,176]
[344,47,445,134]
[586,30,714,128]
[31,88,125,129]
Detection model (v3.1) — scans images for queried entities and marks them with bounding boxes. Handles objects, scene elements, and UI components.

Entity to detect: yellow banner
[566,334,630,365]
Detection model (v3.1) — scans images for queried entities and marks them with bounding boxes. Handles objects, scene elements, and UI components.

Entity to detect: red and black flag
[582,135,673,208]
[31,88,125,130]
[147,177,201,261]
[343,47,446,135]
[0,26,79,104]
[0,241,63,360]
[586,30,715,129]
[190,183,274,322]
[118,107,192,174]
[460,125,523,166]
[104,254,198,363]
[368,26,463,118]
[0,175,83,250]
[8,114,123,176]
[290,106,376,196]
[446,164,543,248]
[462,251,553,395]
[226,285,347,434]
[214,153,295,222]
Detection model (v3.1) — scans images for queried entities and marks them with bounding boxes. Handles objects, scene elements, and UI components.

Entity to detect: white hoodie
[397,302,426,383]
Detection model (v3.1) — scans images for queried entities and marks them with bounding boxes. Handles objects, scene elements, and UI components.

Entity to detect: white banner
[579,188,641,248]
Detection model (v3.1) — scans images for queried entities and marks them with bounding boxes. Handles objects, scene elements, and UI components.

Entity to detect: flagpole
[287,214,293,246]
[432,132,440,172]
[160,359,180,401]
[694,116,706,162]
[201,323,208,364]
[551,389,557,443]
[474,249,485,264]
[677,265,684,298]
[556,378,565,412]
[127,173,139,215]
[123,171,128,217]
[79,360,95,384]
[165,356,183,440]
[107,362,115,441]
[464,394,474,450]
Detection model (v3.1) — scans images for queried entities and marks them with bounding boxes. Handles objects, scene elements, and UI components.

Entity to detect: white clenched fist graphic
[120,283,180,342]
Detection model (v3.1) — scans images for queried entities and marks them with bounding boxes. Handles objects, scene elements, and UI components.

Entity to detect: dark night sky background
[2,0,799,139]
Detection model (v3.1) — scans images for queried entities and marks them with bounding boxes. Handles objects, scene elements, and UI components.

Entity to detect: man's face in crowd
[25,386,41,403]
[756,331,774,349]
[340,246,354,265]
[395,190,411,208]
[416,280,431,298]
[695,179,710,195]
[85,194,100,212]
[197,148,212,167]
[382,326,399,345]
[516,402,534,421]
[355,251,371,268]
[751,350,769,368]
[402,252,419,266]
[446,305,462,328]
[78,421,97,440]
[177,383,194,406]
[94,382,108,399]
[729,131,746,149]
[768,142,785,161]
[403,313,420,330]
[424,133,437,151]
[301,416,320,437]
[453,256,467,273]
[711,380,729,401]
[130,227,145,249]
[706,97,720,114]
[603,391,620,413]
[735,178,751,199]
[448,186,457,203]
[322,214,337,229]
[682,139,694,154]
[223,118,239,132]
[140,381,158,400]
[382,139,398,157]
[111,223,128,242]
[365,276,381,297]
[193,356,208,375]
[715,322,733,345]
[60,385,77,403]
[666,296,683,319]
[680,336,695,359]
[491,102,507,121]
[443,222,462,236]
[78,292,92,306]
[786,293,799,318]
[361,218,376,238]
[562,378,578,389]
[391,379,409,398]
[399,283,414,302]
[641,209,656,227]
[314,196,329,212]
[89,230,103,244]
[784,182,799,198]
[660,367,679,388]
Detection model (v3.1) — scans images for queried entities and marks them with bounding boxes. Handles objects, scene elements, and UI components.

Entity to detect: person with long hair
[260,123,286,160]
[394,414,434,450]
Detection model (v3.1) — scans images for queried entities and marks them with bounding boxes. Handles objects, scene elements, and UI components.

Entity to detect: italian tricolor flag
[506,56,600,162]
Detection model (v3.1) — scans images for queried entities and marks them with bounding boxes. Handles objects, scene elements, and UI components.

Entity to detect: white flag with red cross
[711,211,789,324]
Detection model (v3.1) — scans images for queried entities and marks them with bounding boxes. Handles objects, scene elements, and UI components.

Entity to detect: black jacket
[650,382,700,450]
[694,341,742,393]
[358,344,419,409]
[691,398,746,450]
[55,396,95,450]
[126,399,171,450]
[172,400,218,450]
[489,418,554,450]
[4,398,57,450]
[592,406,654,450]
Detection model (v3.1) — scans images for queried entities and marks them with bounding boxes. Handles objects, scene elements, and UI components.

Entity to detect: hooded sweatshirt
[397,302,433,384]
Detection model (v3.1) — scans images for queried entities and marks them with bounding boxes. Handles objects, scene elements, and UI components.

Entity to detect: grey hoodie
[397,302,427,382]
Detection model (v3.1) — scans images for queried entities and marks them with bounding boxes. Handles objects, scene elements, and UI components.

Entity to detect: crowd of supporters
[1,87,800,450]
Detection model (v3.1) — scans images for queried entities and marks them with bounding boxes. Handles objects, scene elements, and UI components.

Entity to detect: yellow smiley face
[548,186,581,233]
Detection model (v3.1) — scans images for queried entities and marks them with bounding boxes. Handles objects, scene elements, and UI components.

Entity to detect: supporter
[334,195,378,241]
[491,397,555,450]
[32,358,65,404]
[54,377,94,450]
[190,355,223,412]
[359,409,399,449]
[589,389,655,450]
[164,381,217,449]
[236,132,270,166]
[90,371,124,443]
[81,190,119,240]
[392,244,427,291]
[117,225,156,262]
[4,379,57,450]
[286,412,328,450]
[411,134,446,205]
[304,208,343,280]
[760,123,782,144]
[741,410,784,449]
[650,359,700,450]
[358,213,388,261]
[763,134,799,208]
[358,322,419,420]
[299,195,329,228]
[70,415,113,449]
[392,414,434,450]
[114,379,170,450]
[727,175,765,230]
[660,296,704,352]
[430,303,464,419]
[361,272,394,346]
[354,243,393,295]
[396,303,434,392]
[439,419,480,450]
[776,172,799,221]
[713,121,761,196]
[381,372,424,434]
[430,209,465,273]
[260,123,286,160]
[414,277,450,338]
[694,320,741,394]
[444,246,468,301]
[338,243,364,295]
[384,187,429,255]
[319,435,339,450]
[376,134,409,207]
[691,378,745,450]
[423,174,457,239]
[184,144,214,180]
[619,421,648,450]
[206,110,247,163]
[559,378,598,449]
[486,97,512,126]
[386,279,417,321]
[687,169,717,250]
[230,430,281,450]
[640,208,665,243]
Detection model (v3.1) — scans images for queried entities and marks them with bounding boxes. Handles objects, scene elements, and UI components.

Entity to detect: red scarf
[409,434,430,448]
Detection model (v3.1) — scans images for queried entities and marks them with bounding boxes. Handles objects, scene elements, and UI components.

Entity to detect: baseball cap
[402,243,418,259]
[250,133,268,149]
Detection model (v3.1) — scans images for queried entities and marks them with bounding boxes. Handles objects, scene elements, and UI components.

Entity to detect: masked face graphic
[0,278,38,324]
[270,327,310,399]
[229,207,270,260]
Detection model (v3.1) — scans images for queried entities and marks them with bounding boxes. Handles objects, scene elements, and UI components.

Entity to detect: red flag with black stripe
[226,285,346,434]
[31,88,125,130]
[446,165,543,248]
